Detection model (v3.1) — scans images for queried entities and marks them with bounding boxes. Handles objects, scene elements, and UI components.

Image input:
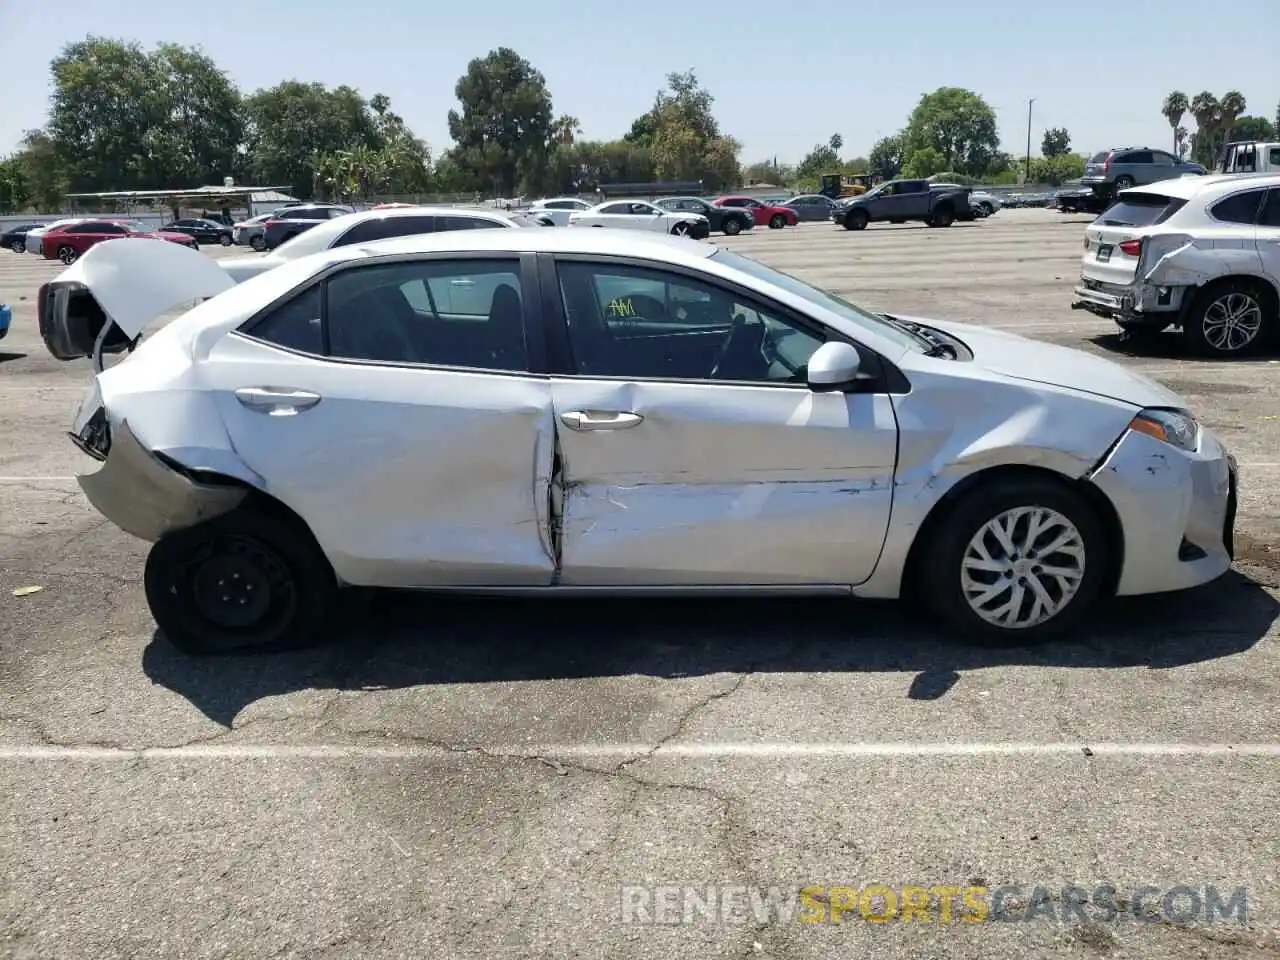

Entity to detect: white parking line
[0,742,1277,761]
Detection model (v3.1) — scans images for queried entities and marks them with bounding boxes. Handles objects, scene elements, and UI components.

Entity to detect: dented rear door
[201,255,557,589]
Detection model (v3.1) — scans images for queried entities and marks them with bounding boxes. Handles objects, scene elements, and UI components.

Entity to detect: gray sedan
[43,227,1236,654]
[780,194,841,221]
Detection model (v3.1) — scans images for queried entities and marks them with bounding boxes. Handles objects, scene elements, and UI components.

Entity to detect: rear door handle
[234,386,321,416]
[560,410,644,432]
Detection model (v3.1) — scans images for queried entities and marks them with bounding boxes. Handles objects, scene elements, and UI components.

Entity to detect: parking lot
[1,208,1277,959]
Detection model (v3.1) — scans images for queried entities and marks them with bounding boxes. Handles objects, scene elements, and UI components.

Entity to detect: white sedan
[219,205,550,284]
[41,229,1235,655]
[568,200,709,237]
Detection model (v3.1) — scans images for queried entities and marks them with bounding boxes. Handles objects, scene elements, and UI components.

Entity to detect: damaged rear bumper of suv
[72,414,247,543]
[1070,278,1189,328]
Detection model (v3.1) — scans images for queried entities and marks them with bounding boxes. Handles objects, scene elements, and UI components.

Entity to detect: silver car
[41,229,1236,655]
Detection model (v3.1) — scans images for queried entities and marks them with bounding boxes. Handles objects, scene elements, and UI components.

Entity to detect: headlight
[1129,408,1200,452]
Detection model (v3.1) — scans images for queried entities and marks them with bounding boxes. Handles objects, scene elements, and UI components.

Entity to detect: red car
[712,196,798,229]
[41,218,198,265]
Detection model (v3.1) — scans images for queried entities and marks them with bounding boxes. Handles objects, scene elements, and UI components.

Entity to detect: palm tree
[1216,91,1247,159]
[1161,91,1188,153]
[1189,92,1220,167]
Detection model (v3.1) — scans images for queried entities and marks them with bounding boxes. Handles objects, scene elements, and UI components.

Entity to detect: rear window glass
[1090,152,1109,162]
[1095,194,1185,226]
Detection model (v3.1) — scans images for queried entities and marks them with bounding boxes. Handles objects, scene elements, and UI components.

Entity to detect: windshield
[711,249,927,353]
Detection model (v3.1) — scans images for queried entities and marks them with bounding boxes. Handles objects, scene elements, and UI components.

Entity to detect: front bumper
[1089,426,1236,596]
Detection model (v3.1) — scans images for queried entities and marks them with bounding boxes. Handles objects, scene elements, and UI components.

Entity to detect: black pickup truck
[832,179,972,230]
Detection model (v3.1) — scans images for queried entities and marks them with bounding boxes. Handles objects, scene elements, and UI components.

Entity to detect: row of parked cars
[0,218,201,263]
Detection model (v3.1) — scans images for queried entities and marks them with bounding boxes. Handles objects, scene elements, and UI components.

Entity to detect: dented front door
[549,380,898,586]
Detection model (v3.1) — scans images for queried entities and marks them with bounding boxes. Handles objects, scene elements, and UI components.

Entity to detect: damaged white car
[1072,173,1280,356]
[42,230,1237,655]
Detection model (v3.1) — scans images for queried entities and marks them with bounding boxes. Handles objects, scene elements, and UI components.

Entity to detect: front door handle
[560,410,644,432]
[234,386,321,416]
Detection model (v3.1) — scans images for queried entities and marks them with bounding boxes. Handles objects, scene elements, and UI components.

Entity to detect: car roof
[295,222,718,269]
[270,205,535,260]
[1122,172,1280,201]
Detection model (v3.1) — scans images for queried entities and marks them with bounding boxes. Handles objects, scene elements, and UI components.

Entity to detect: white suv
[1071,173,1280,356]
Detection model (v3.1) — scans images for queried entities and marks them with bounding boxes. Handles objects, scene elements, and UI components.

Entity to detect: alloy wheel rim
[1202,293,1262,352]
[960,506,1086,629]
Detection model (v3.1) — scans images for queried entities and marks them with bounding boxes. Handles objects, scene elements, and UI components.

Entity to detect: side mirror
[806,341,862,390]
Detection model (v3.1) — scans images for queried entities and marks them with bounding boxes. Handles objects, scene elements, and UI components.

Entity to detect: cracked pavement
[1,214,1278,959]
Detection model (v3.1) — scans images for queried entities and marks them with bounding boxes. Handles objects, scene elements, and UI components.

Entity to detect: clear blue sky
[1,0,1275,166]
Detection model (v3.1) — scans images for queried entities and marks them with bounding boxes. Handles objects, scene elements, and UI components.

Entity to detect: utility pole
[1025,98,1035,183]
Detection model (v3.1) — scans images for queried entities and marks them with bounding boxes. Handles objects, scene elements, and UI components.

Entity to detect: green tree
[903,88,1000,177]
[244,81,382,197]
[1228,115,1277,143]
[867,134,904,180]
[628,70,740,189]
[796,134,844,180]
[446,47,554,196]
[1029,152,1086,186]
[901,146,948,178]
[0,155,31,213]
[1040,127,1071,158]
[1189,91,1220,166]
[45,36,243,191]
[1161,91,1188,153]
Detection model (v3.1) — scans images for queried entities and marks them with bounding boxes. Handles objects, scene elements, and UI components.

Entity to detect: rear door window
[1096,193,1186,226]
[1119,151,1153,164]
[1210,190,1265,225]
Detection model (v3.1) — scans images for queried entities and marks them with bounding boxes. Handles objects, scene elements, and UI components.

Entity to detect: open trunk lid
[38,238,234,368]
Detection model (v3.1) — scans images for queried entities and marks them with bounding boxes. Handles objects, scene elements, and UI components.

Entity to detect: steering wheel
[709,315,759,380]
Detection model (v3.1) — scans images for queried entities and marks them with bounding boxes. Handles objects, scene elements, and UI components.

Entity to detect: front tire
[671,221,690,237]
[144,506,337,656]
[1181,280,1272,358]
[919,477,1106,646]
[768,214,786,229]
[219,234,232,246]
[929,205,955,228]
[10,240,24,253]
[844,209,869,231]
[249,235,266,252]
[980,202,994,216]
[722,217,742,236]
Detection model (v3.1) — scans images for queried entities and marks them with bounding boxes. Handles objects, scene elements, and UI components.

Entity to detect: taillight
[264,220,280,229]
[1103,152,1113,173]
[1118,239,1142,257]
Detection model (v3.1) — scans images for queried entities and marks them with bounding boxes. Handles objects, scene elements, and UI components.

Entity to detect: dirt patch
[1234,530,1280,588]
[1158,379,1256,396]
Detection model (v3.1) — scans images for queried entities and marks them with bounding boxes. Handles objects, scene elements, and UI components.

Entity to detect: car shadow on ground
[0,352,26,363]
[143,570,1277,726]
[1089,331,1279,361]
